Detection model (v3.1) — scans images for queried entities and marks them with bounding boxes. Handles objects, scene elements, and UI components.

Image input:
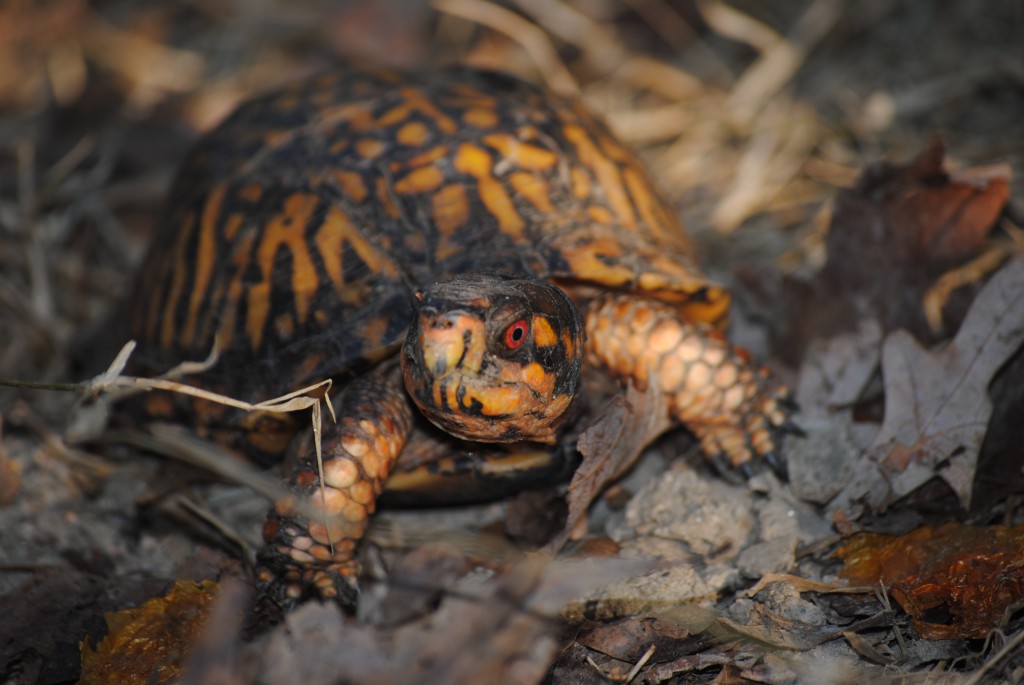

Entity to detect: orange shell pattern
[127,67,728,404]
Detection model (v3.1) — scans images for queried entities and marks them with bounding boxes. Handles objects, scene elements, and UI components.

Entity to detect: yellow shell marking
[181,184,226,349]
[564,124,636,228]
[453,143,524,238]
[463,107,499,128]
[332,170,368,204]
[159,211,195,350]
[396,120,431,146]
[395,166,444,195]
[247,193,319,349]
[482,133,558,171]
[432,183,470,236]
[509,172,554,214]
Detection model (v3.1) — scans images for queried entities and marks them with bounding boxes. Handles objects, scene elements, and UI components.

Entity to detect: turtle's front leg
[257,369,413,608]
[584,295,795,470]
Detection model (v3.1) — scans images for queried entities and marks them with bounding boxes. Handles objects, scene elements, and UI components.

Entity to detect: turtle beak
[416,307,469,379]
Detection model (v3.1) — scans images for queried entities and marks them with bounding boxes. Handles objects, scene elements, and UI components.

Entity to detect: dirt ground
[1,1,1024,683]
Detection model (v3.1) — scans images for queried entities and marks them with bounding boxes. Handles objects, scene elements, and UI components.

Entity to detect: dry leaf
[79,579,218,685]
[557,380,671,547]
[836,523,1024,639]
[869,257,1024,508]
[782,138,1010,359]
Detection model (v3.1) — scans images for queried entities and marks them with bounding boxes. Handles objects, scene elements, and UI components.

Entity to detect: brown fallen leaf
[781,138,1010,362]
[556,380,671,548]
[869,257,1024,508]
[836,523,1024,639]
[79,579,219,685]
[577,616,708,663]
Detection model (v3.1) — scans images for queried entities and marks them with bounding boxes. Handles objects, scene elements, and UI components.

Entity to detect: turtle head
[401,274,583,444]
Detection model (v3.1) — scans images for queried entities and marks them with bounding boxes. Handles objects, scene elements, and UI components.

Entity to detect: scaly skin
[257,370,413,606]
[584,294,791,467]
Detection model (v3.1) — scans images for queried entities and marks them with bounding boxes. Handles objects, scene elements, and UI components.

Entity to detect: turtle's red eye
[503,319,529,350]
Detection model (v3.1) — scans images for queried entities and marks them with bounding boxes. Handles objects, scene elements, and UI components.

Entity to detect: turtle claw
[763,451,789,481]
[708,451,746,485]
[780,418,806,438]
[776,394,801,413]
[739,460,758,480]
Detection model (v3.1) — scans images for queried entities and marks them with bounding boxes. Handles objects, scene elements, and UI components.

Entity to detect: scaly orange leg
[257,369,413,608]
[585,294,796,471]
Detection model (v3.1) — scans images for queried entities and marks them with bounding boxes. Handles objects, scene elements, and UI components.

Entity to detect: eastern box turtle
[110,66,795,607]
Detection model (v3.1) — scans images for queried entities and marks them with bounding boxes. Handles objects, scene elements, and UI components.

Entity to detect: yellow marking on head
[396,120,431,146]
[395,166,444,195]
[463,107,499,128]
[483,133,558,171]
[587,205,613,224]
[432,183,470,236]
[332,170,368,204]
[159,211,195,350]
[445,381,460,413]
[239,184,263,203]
[509,172,554,214]
[181,184,226,349]
[474,385,526,417]
[454,143,524,238]
[356,138,386,159]
[561,328,576,361]
[532,315,557,346]
[571,167,592,200]
[564,125,636,228]
[522,361,554,395]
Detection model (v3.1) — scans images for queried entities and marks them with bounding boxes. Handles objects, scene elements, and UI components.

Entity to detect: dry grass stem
[924,243,1017,336]
[431,0,578,96]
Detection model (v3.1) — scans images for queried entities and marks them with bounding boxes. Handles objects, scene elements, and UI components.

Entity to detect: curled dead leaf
[836,523,1024,639]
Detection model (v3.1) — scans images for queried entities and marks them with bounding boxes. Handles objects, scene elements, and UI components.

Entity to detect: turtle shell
[126,66,729,404]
